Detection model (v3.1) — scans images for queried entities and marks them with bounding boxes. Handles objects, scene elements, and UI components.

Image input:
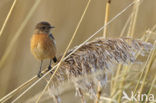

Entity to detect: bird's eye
[42,27,46,29]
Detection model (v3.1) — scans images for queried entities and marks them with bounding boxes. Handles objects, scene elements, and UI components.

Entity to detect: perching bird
[31,21,57,77]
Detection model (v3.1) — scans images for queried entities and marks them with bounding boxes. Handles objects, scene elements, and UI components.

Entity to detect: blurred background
[0,0,156,102]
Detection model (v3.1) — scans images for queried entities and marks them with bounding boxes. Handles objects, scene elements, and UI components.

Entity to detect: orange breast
[31,34,56,60]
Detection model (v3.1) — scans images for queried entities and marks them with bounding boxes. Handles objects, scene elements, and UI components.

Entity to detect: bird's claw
[37,72,43,78]
[48,65,52,71]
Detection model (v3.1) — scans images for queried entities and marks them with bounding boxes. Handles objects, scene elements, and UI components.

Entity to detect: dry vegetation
[0,0,156,103]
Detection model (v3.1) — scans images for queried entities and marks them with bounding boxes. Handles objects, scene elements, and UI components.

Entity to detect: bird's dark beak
[50,26,55,29]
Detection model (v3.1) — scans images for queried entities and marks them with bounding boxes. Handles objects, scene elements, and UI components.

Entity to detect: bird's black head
[35,21,55,34]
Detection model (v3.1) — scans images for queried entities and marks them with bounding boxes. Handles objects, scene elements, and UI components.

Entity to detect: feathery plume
[48,37,152,102]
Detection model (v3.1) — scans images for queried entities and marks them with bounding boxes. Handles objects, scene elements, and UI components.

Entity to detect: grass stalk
[110,64,122,99]
[144,75,156,103]
[133,24,156,94]
[117,65,129,103]
[120,13,133,37]
[111,12,133,101]
[95,82,102,103]
[127,0,140,37]
[111,1,142,100]
[96,1,111,103]
[0,70,48,103]
[116,1,141,102]
[116,31,151,102]
[103,0,111,38]
[0,77,37,103]
[0,0,41,69]
[136,41,156,103]
[0,0,17,37]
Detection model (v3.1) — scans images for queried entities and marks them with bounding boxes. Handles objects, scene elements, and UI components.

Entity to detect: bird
[31,21,57,78]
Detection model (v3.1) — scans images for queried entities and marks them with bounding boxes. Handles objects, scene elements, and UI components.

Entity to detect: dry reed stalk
[0,76,36,103]
[116,1,141,101]
[47,37,152,102]
[117,65,129,103]
[96,1,111,102]
[35,0,91,103]
[0,0,41,69]
[136,41,156,103]
[127,0,140,37]
[111,27,153,102]
[110,13,134,100]
[114,28,155,102]
[116,35,151,103]
[103,0,111,38]
[24,78,75,103]
[0,70,48,103]
[144,75,156,103]
[100,96,117,103]
[110,14,134,102]
[117,38,155,102]
[116,33,147,103]
[120,13,133,37]
[111,13,144,102]
[95,82,102,103]
[133,25,156,94]
[109,64,122,101]
[0,0,17,37]
[86,92,117,103]
[111,1,143,99]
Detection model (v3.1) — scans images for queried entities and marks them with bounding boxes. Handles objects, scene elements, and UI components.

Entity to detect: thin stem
[127,0,140,37]
[95,82,102,103]
[120,13,133,37]
[117,65,129,103]
[0,69,48,103]
[78,88,85,103]
[110,64,122,99]
[103,0,111,38]
[0,76,37,103]
[0,0,17,37]
[144,75,156,103]
[97,1,111,102]
[136,42,156,103]
[0,0,41,69]
[133,28,155,94]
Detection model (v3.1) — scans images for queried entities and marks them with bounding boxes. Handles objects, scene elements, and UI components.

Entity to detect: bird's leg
[48,57,57,73]
[38,60,43,78]
[48,59,52,71]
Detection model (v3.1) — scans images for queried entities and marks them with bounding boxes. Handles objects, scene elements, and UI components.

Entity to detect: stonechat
[31,21,57,77]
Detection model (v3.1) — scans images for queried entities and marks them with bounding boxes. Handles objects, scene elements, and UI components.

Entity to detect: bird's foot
[48,65,52,71]
[48,65,53,74]
[37,72,43,78]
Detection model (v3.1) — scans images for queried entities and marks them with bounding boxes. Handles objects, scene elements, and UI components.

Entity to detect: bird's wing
[49,33,56,45]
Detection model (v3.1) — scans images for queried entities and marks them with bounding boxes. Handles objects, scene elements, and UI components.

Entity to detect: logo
[122,91,155,102]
